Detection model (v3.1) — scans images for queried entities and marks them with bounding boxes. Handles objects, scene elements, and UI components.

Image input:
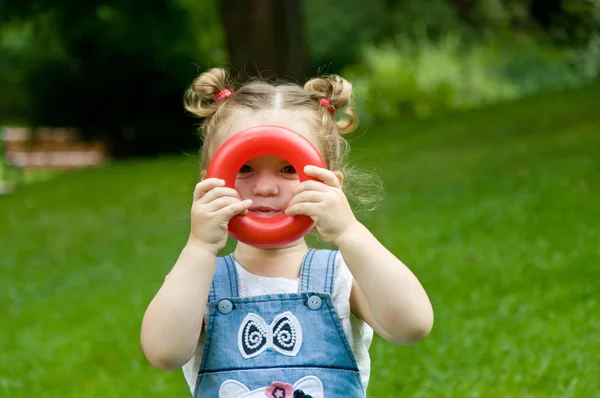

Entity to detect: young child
[141,68,434,398]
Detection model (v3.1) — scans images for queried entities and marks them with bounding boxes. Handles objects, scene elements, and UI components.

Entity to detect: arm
[140,178,252,370]
[140,242,216,370]
[286,165,433,345]
[337,222,434,345]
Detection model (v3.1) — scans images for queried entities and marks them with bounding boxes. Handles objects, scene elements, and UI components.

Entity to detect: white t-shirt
[182,252,374,394]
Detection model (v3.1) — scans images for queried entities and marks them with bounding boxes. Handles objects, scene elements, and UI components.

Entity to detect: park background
[1,0,599,397]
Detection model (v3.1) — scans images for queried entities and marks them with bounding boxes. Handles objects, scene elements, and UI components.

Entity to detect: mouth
[248,206,284,218]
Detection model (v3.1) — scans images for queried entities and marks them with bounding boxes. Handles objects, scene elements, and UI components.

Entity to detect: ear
[333,170,344,186]
[293,376,324,398]
[219,380,250,397]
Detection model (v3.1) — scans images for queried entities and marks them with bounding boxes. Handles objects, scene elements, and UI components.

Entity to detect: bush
[304,0,459,75]
[343,30,594,123]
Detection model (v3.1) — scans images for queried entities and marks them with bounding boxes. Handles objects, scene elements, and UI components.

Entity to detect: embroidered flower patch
[265,381,293,397]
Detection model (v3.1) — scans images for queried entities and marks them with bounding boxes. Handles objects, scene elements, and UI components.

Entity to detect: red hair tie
[214,89,232,101]
[319,98,336,115]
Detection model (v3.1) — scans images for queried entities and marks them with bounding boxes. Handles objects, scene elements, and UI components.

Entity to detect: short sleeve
[332,251,353,319]
[332,252,374,392]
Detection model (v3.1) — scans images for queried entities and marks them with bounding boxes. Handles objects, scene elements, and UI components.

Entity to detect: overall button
[217,299,233,314]
[307,295,322,310]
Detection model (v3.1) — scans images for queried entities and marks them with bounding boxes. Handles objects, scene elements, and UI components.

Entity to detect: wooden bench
[0,127,109,194]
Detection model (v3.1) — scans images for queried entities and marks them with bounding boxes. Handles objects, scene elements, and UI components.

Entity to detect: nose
[252,171,279,197]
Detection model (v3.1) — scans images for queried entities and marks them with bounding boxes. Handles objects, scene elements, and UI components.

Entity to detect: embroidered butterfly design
[238,312,302,359]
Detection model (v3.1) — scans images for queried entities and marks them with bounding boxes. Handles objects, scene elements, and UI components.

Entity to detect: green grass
[1,82,599,397]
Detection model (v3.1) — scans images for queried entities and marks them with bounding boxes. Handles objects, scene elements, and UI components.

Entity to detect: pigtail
[184,68,233,118]
[303,75,359,134]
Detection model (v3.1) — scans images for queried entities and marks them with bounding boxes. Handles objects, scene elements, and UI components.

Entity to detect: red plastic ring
[206,125,326,248]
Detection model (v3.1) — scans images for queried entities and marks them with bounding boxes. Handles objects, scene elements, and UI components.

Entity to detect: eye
[239,164,253,173]
[281,165,297,174]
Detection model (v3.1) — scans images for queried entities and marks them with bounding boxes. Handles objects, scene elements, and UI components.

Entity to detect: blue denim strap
[208,254,239,301]
[299,249,338,294]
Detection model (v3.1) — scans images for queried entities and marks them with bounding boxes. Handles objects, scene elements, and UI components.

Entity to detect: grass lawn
[1,82,599,397]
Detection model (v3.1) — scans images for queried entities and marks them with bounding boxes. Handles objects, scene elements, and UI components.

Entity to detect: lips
[248,206,283,218]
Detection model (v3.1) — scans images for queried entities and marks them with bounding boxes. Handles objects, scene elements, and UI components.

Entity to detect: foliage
[539,0,600,46]
[308,0,600,122]
[304,0,386,74]
[0,0,224,156]
[343,29,593,122]
[304,0,460,75]
[0,17,65,124]
[1,0,599,154]
[1,82,599,397]
[576,31,600,80]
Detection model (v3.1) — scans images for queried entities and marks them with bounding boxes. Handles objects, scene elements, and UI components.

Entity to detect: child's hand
[285,165,357,244]
[188,178,252,254]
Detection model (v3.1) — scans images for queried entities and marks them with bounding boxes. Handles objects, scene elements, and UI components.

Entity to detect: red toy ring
[206,125,326,248]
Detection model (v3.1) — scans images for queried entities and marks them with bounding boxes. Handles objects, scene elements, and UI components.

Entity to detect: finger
[202,196,241,212]
[285,202,317,218]
[287,191,323,208]
[304,165,341,188]
[292,180,329,196]
[215,199,253,221]
[193,178,225,201]
[199,187,241,204]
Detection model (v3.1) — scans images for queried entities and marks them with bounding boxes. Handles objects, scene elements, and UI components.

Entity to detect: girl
[141,68,434,397]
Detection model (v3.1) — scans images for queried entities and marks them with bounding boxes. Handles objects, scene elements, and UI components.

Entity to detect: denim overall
[193,249,365,398]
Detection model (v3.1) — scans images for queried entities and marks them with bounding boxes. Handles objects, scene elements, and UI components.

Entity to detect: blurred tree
[448,0,476,21]
[530,0,599,46]
[530,0,563,29]
[304,0,383,75]
[219,0,309,83]
[0,0,223,156]
[2,0,597,156]
[304,0,414,75]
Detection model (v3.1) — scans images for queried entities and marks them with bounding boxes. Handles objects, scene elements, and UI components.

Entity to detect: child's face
[235,153,299,218]
[216,109,322,218]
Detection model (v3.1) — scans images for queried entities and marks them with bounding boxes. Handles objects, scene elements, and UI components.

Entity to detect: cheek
[234,179,251,198]
[282,180,300,200]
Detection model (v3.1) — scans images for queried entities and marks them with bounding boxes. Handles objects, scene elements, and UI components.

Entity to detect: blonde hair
[183,68,382,212]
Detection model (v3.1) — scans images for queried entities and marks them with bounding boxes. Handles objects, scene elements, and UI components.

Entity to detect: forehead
[216,108,321,153]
